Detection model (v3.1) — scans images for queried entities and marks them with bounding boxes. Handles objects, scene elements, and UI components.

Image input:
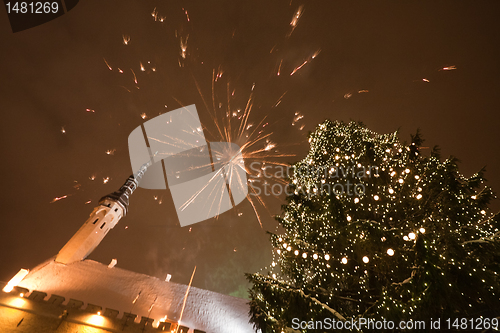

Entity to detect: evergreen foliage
[247,120,500,332]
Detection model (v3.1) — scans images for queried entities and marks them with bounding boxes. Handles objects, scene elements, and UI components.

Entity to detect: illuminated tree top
[247,120,500,332]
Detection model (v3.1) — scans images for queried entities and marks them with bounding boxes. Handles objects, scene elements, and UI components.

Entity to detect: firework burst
[174,70,295,227]
[91,3,319,228]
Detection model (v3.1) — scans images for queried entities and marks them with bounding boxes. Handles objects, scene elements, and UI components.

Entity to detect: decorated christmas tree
[247,120,500,332]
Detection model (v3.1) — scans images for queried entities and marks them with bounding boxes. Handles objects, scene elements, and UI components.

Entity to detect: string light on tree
[247,120,500,333]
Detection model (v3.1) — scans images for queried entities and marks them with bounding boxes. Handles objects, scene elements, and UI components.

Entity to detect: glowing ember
[183,8,190,22]
[51,195,68,203]
[180,35,189,59]
[290,49,320,76]
[103,57,112,70]
[273,92,287,107]
[287,5,304,37]
[292,112,304,126]
[264,140,276,151]
[440,65,457,71]
[131,68,138,84]
[122,34,130,45]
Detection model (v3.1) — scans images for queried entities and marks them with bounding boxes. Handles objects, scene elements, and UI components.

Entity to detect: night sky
[1,1,500,298]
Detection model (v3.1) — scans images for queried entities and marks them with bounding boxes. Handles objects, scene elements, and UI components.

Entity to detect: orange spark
[440,65,456,71]
[51,195,68,203]
[183,8,190,22]
[103,58,112,71]
[292,112,304,125]
[131,68,138,84]
[176,266,196,333]
[287,5,304,37]
[180,35,189,59]
[290,60,307,76]
[277,59,283,76]
[273,91,287,107]
[290,49,320,75]
[264,140,276,151]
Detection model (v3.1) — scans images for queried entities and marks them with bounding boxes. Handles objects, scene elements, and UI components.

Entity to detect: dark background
[1,1,499,298]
